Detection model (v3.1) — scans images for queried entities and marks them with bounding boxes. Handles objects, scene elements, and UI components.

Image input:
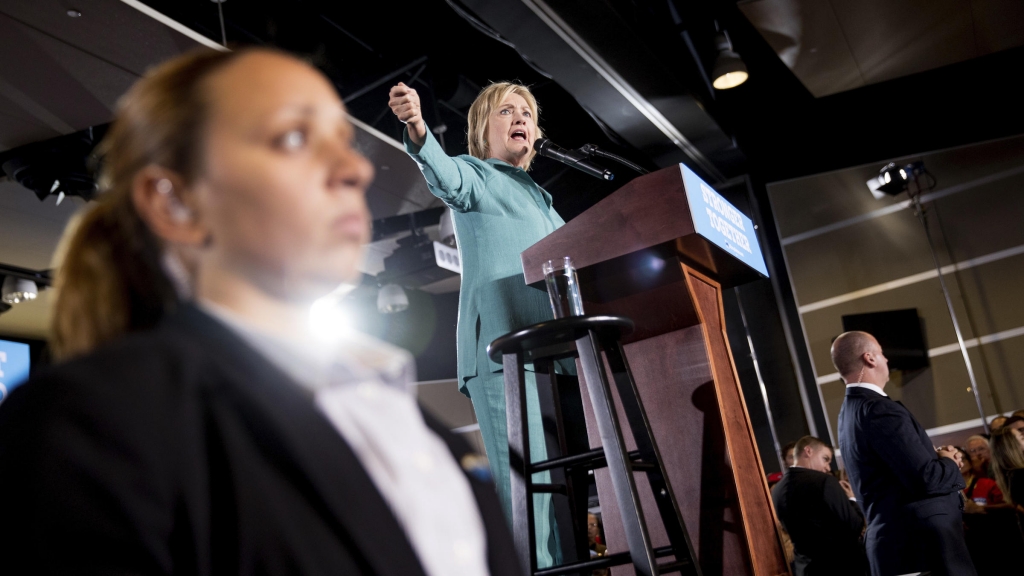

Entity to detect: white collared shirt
[845,382,888,397]
[200,301,490,576]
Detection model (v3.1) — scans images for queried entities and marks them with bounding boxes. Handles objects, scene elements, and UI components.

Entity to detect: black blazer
[837,386,971,575]
[772,467,867,576]
[0,305,520,576]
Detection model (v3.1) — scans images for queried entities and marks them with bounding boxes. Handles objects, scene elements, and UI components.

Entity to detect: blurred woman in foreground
[0,47,517,575]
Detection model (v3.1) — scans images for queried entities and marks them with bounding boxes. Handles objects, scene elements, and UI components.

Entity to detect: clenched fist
[388,82,427,146]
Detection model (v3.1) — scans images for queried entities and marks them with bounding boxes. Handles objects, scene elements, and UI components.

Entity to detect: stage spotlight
[712,32,748,90]
[866,161,927,198]
[1,277,38,305]
[377,284,409,314]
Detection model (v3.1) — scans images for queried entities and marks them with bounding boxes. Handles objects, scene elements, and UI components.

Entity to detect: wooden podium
[521,165,789,576]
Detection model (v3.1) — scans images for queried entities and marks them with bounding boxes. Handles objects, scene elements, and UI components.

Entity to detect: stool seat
[487,315,634,364]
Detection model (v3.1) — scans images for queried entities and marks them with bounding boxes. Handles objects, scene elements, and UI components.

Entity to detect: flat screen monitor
[0,339,31,404]
[841,308,929,371]
[680,164,769,277]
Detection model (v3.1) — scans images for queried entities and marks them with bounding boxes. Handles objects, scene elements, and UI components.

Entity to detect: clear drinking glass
[543,256,585,319]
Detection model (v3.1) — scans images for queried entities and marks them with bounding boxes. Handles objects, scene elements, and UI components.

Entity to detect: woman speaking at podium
[390,81,566,564]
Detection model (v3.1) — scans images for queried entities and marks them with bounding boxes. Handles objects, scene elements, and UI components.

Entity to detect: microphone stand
[577,143,650,176]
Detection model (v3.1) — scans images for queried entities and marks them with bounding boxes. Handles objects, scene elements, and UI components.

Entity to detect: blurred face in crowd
[187,51,373,302]
[785,446,796,468]
[967,437,991,468]
[486,92,535,168]
[956,448,973,475]
[588,513,600,542]
[1013,429,1024,450]
[799,444,834,474]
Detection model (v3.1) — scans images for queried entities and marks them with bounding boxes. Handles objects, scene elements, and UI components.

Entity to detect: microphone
[534,138,614,181]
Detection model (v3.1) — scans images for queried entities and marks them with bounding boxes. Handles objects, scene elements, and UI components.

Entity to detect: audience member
[959,438,1023,575]
[772,436,867,576]
[1001,415,1024,432]
[587,513,606,557]
[772,440,800,566]
[957,446,999,512]
[1012,409,1024,420]
[833,331,975,576]
[587,513,608,576]
[783,441,797,468]
[990,427,1024,508]
[989,416,1008,431]
[966,435,992,475]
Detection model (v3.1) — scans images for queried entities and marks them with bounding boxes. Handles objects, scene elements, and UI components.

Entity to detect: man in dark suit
[834,331,975,576]
[772,435,867,576]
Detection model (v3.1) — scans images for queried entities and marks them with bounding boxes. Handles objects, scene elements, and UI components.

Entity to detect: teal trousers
[464,359,560,568]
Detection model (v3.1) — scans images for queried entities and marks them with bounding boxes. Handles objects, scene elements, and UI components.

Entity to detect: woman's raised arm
[389,83,483,212]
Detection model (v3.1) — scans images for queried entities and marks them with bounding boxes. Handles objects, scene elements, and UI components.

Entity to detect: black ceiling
[30,0,1024,214]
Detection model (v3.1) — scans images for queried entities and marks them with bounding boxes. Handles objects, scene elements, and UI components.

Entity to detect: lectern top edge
[520,163,769,287]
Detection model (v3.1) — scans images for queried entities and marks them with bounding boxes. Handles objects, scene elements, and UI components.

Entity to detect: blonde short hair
[467,82,542,170]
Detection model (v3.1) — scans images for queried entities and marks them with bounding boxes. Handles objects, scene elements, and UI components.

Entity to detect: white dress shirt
[201,301,490,576]
[845,382,888,397]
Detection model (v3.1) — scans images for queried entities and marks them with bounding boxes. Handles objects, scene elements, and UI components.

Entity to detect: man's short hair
[794,435,829,458]
[831,331,875,377]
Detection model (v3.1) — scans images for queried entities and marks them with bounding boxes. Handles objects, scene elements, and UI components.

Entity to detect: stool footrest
[529,448,648,474]
[530,483,567,495]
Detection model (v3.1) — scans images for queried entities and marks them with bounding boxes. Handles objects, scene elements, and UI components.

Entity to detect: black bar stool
[488,315,701,576]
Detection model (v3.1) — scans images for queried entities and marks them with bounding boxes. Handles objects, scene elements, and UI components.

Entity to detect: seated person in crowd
[0,47,518,575]
[772,436,867,576]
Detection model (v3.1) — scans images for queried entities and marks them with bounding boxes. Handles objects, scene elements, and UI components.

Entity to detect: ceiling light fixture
[1,276,38,305]
[711,32,749,90]
[377,284,409,314]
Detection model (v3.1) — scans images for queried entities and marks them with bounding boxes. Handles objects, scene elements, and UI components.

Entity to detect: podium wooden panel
[521,165,788,576]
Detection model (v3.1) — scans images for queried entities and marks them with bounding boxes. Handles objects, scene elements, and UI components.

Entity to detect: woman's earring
[156,178,191,223]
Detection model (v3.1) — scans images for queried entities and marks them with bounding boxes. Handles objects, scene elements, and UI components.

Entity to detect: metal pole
[211,0,227,47]
[735,288,786,472]
[910,184,989,434]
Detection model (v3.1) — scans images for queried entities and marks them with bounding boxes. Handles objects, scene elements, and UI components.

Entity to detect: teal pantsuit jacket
[404,127,564,565]
[404,129,565,388]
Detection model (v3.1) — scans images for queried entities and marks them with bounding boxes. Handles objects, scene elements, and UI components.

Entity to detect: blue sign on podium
[0,339,31,404]
[680,164,769,277]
